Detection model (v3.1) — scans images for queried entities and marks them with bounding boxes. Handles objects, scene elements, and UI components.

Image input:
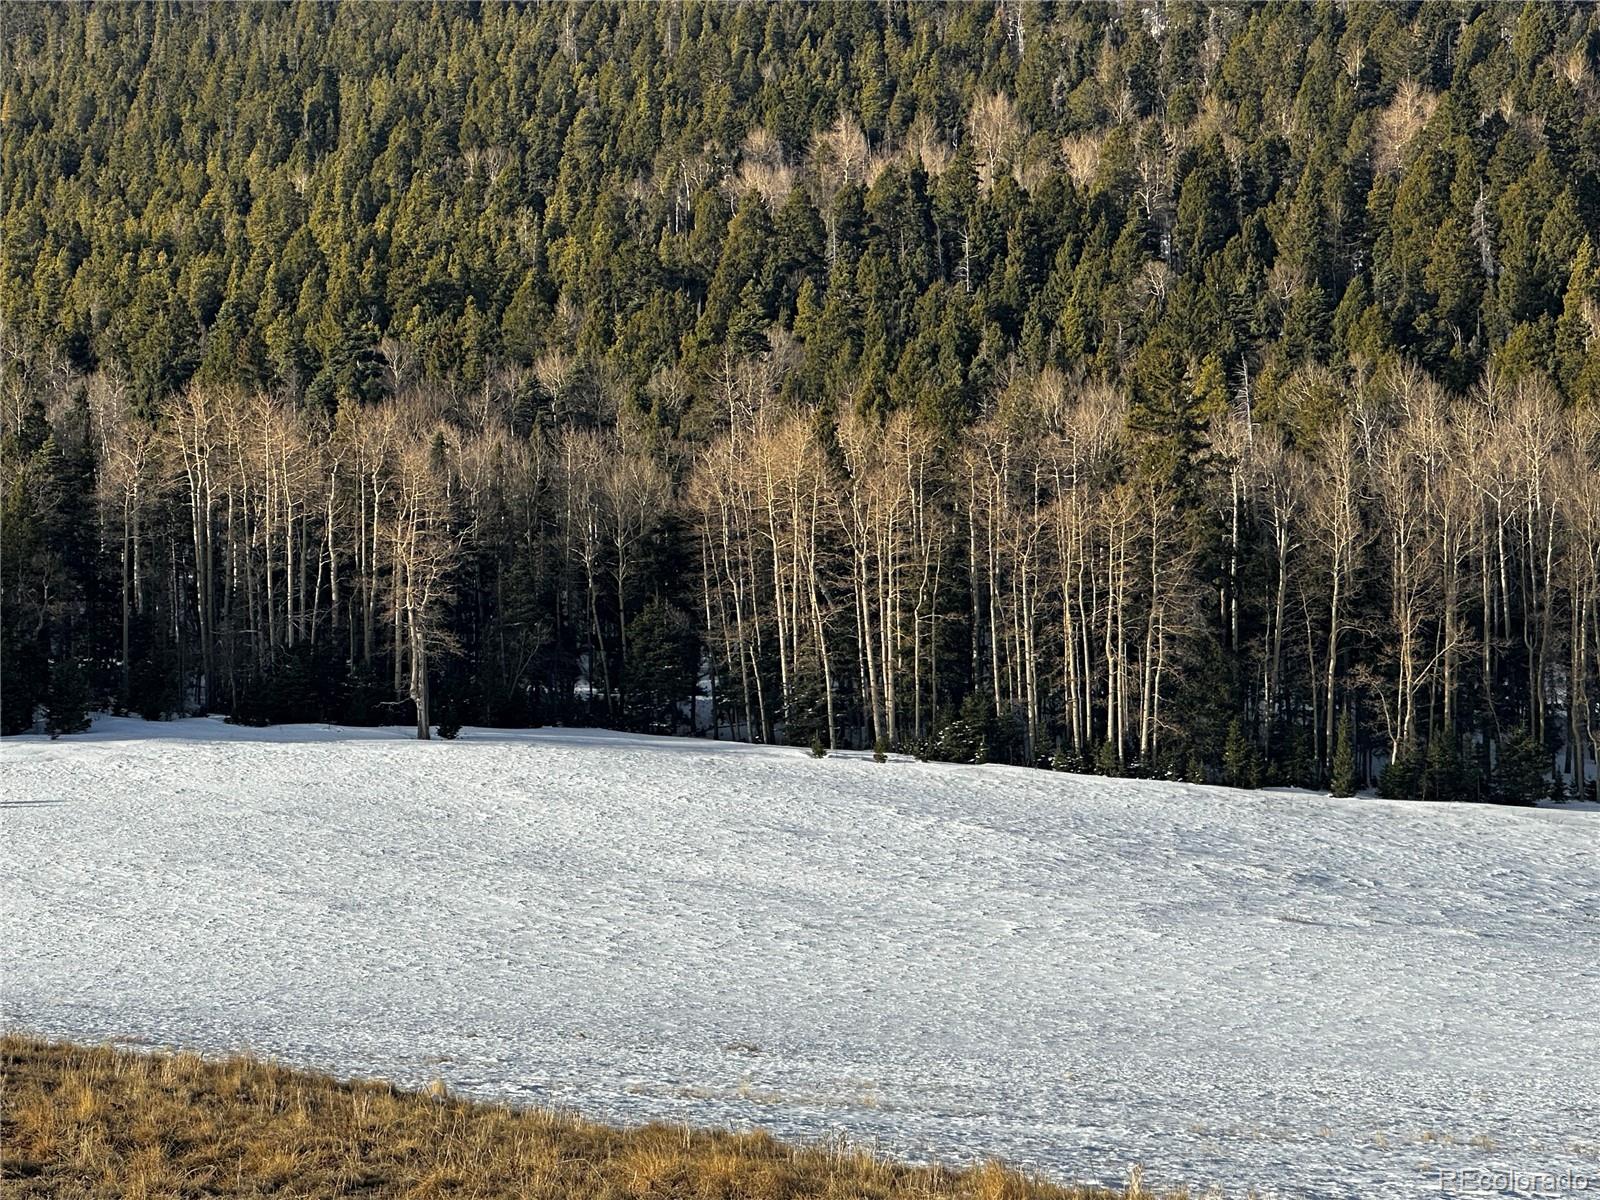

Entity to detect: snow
[3,717,1597,1199]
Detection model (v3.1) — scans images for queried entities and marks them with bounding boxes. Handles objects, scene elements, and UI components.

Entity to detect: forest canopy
[3,1,1598,803]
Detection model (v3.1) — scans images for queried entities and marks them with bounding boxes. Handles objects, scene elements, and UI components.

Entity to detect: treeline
[3,2,1600,801]
[7,361,1598,804]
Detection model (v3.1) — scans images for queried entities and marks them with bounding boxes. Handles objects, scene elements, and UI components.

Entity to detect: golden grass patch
[0,1034,1205,1198]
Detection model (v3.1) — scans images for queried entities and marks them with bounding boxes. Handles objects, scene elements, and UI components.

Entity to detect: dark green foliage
[4,4,1595,409]
[226,645,356,728]
[1280,729,1318,792]
[124,616,180,722]
[226,686,274,729]
[1094,740,1121,779]
[1491,728,1548,807]
[922,694,999,766]
[1330,714,1358,798]
[873,737,888,764]
[0,0,1596,814]
[44,656,93,738]
[1548,771,1572,806]
[1378,743,1423,802]
[1422,735,1479,803]
[781,674,831,750]
[340,667,386,728]
[1221,720,1259,790]
[809,734,828,760]
[0,630,45,736]
[623,600,699,735]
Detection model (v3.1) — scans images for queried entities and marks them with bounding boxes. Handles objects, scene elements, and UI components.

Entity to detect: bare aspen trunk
[411,607,430,739]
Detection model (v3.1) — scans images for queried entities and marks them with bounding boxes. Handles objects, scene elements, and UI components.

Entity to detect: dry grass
[0,1035,1201,1199]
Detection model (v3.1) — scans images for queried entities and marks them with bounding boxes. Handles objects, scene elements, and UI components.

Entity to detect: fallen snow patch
[3,717,1597,1198]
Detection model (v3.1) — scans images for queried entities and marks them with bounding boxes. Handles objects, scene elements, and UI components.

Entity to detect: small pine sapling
[1095,739,1120,777]
[1222,719,1259,789]
[1331,712,1358,797]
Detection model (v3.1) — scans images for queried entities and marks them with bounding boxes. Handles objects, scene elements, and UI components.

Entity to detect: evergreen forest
[4,0,1600,803]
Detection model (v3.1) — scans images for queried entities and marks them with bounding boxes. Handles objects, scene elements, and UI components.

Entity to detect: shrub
[920,693,997,765]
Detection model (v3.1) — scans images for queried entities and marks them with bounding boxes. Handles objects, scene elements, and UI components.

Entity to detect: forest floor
[3,717,1597,1198]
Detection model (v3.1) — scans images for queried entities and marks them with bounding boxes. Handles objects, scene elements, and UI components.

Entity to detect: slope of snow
[3,717,1597,1198]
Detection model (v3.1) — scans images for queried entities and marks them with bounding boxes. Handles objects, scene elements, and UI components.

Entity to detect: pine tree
[44,655,92,739]
[929,693,997,765]
[809,733,828,759]
[1490,728,1547,807]
[623,599,699,734]
[1422,734,1467,802]
[1330,713,1358,798]
[1554,237,1600,402]
[1548,771,1570,806]
[872,737,888,764]
[1378,743,1423,801]
[1222,719,1258,789]
[1095,739,1120,778]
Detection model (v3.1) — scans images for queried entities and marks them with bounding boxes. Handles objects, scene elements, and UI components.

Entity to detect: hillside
[3,718,1596,1197]
[4,3,1600,806]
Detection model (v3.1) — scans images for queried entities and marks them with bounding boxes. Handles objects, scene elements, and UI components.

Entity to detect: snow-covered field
[3,718,1597,1198]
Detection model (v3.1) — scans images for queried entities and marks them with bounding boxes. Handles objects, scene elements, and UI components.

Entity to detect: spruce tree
[1330,713,1358,798]
[1095,739,1120,778]
[1490,728,1547,807]
[1222,719,1257,789]
[1378,744,1422,801]
[622,599,698,734]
